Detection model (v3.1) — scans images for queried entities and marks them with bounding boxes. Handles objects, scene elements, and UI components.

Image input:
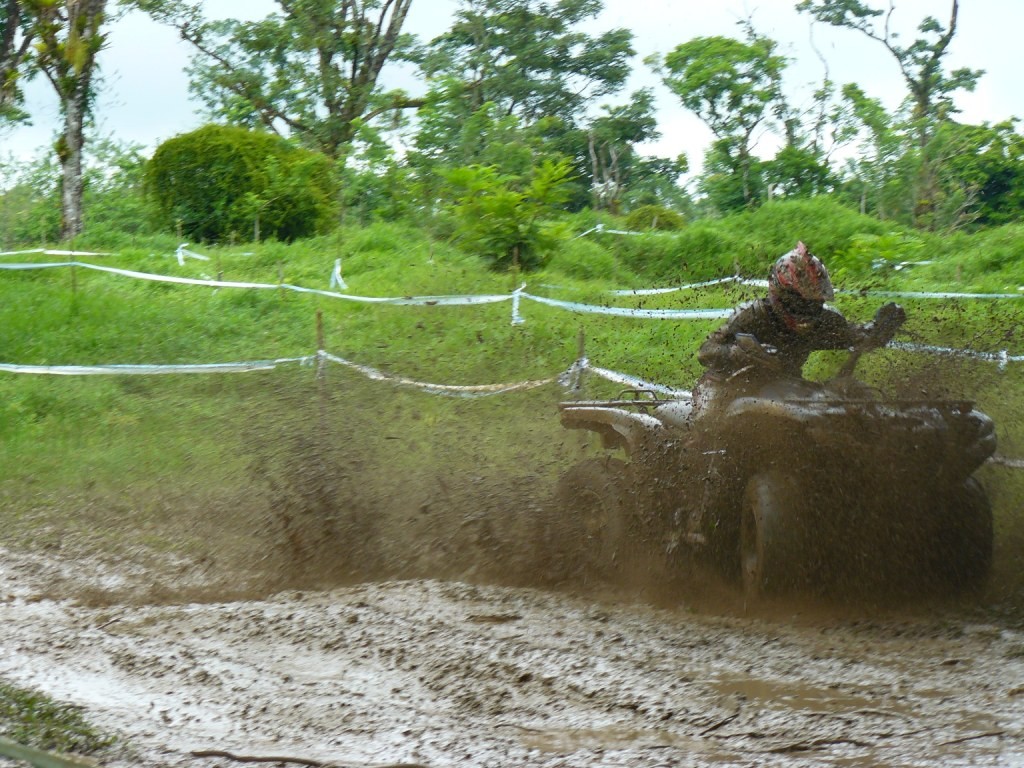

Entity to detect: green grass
[0,679,116,756]
[3,202,1024,742]
[2,203,1024,588]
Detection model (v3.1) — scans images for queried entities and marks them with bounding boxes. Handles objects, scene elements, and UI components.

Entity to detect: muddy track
[0,549,1022,768]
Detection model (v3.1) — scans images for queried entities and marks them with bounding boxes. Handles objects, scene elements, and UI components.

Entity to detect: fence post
[316,309,326,380]
[575,326,586,398]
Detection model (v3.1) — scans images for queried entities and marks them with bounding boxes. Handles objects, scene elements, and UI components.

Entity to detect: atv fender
[559,406,665,456]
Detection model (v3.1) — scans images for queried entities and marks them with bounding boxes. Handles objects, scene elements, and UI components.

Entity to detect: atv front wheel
[741,471,811,600]
[554,457,634,581]
[934,477,993,592]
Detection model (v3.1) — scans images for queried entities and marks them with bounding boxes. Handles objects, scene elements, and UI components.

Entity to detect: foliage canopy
[144,124,337,243]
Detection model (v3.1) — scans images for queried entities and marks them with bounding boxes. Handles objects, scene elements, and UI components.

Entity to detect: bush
[546,237,628,282]
[444,159,575,271]
[616,223,745,281]
[624,204,685,232]
[145,125,338,243]
[720,196,891,268]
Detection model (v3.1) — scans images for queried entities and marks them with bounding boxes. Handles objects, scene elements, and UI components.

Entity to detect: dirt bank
[1,548,1021,768]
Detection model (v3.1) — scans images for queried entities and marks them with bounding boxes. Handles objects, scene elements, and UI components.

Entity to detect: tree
[136,0,422,160]
[584,88,660,212]
[763,144,835,199]
[18,0,110,240]
[0,0,35,123]
[418,0,634,158]
[836,83,903,218]
[928,120,1024,229]
[444,157,575,271]
[661,33,786,209]
[145,125,337,242]
[795,0,983,226]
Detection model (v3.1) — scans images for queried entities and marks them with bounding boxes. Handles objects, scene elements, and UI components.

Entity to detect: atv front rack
[560,389,685,412]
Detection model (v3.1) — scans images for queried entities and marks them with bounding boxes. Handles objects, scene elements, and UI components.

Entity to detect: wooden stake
[315,309,326,381]
[575,327,586,398]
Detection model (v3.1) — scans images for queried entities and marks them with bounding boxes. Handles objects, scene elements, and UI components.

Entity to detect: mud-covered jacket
[697,298,870,382]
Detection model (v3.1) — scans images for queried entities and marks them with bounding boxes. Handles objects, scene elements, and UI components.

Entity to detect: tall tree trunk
[59,89,87,239]
[31,0,107,240]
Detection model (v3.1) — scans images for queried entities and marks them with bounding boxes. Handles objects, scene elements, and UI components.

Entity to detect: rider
[692,241,904,416]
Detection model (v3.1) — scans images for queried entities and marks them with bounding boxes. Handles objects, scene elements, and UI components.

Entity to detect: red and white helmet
[768,241,833,328]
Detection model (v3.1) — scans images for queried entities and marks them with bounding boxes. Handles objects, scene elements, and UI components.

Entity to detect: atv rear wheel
[741,471,811,600]
[934,477,993,592]
[554,457,633,581]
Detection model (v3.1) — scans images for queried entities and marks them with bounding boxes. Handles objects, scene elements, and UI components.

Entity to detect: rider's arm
[697,326,739,371]
[816,303,906,352]
[697,304,766,373]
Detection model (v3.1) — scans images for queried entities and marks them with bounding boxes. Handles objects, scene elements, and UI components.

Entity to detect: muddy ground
[1,543,1022,768]
[3,375,1024,767]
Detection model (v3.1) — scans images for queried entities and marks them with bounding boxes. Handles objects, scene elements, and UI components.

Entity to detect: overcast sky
[3,0,1022,177]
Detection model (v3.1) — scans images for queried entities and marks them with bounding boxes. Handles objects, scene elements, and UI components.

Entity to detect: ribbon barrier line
[175,243,210,265]
[320,351,559,397]
[565,356,692,398]
[4,258,1024,316]
[574,223,673,238]
[890,341,1024,368]
[609,275,767,296]
[991,455,1024,469]
[843,288,1024,300]
[0,346,685,400]
[520,291,733,320]
[5,349,1024,469]
[0,260,514,306]
[0,356,314,376]
[0,248,112,257]
[0,260,735,318]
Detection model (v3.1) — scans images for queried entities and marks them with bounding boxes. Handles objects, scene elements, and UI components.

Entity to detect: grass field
[3,202,1024,752]
[2,206,1024,604]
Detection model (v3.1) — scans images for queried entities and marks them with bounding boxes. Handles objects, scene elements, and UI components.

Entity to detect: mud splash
[2,359,1024,766]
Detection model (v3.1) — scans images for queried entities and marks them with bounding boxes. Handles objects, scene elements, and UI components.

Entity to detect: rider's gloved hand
[731,333,782,370]
[867,302,906,348]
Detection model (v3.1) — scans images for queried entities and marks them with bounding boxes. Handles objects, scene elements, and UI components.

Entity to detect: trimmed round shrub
[546,237,628,282]
[624,204,685,232]
[145,125,337,243]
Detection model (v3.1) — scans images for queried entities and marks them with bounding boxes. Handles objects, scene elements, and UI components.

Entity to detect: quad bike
[555,339,996,600]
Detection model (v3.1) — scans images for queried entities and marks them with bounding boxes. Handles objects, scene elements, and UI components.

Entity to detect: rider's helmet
[767,241,834,331]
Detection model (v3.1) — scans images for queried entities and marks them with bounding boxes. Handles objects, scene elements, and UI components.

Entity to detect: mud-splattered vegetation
[0,678,117,755]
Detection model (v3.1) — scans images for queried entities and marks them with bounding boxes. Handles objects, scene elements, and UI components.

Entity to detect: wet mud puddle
[0,551,1022,767]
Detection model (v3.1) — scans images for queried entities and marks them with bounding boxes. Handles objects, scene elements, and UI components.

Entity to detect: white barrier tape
[583,360,692,398]
[5,349,1024,469]
[0,260,513,305]
[990,454,1024,469]
[522,292,732,320]
[0,356,313,376]
[871,259,934,271]
[0,248,111,257]
[843,289,1024,299]
[5,259,1024,331]
[610,276,767,296]
[319,351,558,397]
[329,258,348,290]
[0,261,732,318]
[890,341,1024,368]
[575,223,669,238]
[175,243,211,265]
